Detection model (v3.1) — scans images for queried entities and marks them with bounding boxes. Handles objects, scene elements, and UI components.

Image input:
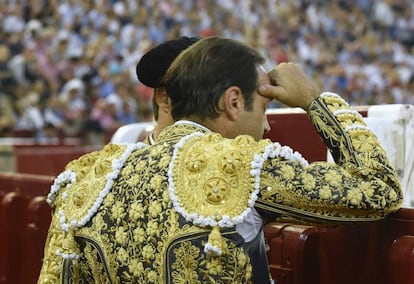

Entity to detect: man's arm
[256,92,402,222]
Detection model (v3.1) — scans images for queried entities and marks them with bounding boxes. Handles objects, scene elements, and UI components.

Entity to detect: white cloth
[236,208,264,242]
[366,104,414,208]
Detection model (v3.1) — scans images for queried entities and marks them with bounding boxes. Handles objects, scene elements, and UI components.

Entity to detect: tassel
[204,226,226,256]
[56,228,79,260]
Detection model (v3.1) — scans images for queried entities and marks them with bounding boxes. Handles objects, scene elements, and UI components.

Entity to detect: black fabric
[136,36,200,88]
[242,228,273,284]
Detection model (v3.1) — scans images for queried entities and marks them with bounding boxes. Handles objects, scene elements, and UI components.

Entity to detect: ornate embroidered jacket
[38,93,402,283]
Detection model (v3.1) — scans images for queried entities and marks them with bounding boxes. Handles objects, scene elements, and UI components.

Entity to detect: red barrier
[265,223,320,283]
[264,108,368,163]
[2,173,413,284]
[265,111,328,162]
[0,136,101,175]
[0,173,53,284]
[26,197,52,283]
[14,145,100,176]
[388,235,414,284]
[264,212,414,284]
[0,192,29,284]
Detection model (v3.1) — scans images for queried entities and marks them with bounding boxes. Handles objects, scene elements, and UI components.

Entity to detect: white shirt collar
[148,131,156,145]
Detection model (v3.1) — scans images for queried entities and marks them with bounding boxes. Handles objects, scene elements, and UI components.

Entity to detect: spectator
[43,94,67,138]
[59,78,87,136]
[14,91,44,139]
[1,0,413,144]
[0,92,15,137]
[106,83,138,125]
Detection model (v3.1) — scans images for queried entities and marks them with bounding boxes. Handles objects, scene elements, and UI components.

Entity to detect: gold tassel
[205,226,226,256]
[62,228,78,256]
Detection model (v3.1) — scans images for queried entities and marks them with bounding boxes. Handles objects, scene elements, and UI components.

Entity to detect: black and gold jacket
[38,93,403,283]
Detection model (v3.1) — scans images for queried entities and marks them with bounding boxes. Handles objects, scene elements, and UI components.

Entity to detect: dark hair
[152,95,159,121]
[163,36,265,121]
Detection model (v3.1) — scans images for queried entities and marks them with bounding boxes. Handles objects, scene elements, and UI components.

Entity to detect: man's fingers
[258,84,286,101]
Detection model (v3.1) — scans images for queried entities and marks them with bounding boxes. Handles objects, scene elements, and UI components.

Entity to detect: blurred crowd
[0,0,414,144]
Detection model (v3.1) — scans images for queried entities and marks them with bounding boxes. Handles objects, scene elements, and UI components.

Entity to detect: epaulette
[168,132,271,255]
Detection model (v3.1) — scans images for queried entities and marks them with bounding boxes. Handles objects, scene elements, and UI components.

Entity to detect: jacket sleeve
[255,92,403,222]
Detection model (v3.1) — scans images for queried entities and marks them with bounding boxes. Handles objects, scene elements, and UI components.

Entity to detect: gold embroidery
[255,95,402,222]
[39,123,262,283]
[171,133,265,220]
[39,94,402,283]
[83,242,111,284]
[171,241,201,284]
[61,144,127,229]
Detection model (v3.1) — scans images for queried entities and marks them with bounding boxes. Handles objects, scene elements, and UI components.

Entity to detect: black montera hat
[136,36,200,88]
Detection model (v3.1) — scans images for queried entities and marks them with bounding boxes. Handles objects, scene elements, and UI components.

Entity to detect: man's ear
[222,86,243,121]
[155,88,170,113]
